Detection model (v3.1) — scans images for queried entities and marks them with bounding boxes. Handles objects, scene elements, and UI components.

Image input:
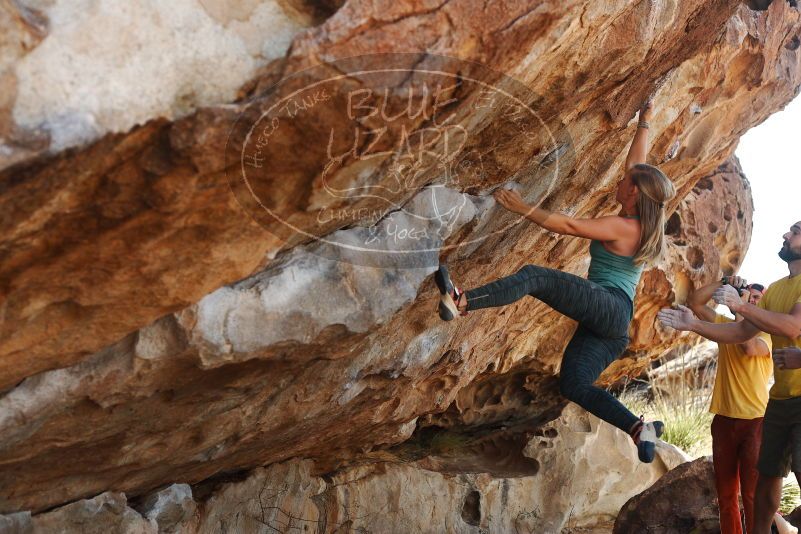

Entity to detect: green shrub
[651,396,713,457]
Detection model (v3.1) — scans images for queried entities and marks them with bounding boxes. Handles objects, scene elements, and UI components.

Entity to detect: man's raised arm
[714,285,801,339]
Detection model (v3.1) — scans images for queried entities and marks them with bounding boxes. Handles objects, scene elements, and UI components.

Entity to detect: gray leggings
[465,264,640,433]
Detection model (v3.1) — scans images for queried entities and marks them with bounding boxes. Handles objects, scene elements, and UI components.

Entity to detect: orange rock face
[0,0,799,518]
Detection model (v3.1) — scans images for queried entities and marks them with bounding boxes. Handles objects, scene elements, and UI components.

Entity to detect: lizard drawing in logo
[320,123,472,243]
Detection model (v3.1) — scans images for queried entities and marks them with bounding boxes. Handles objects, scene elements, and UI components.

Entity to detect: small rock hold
[136,484,196,533]
[664,139,680,162]
[538,143,569,167]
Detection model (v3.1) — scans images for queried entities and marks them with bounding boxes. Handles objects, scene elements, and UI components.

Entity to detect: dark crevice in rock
[665,212,682,237]
[744,0,775,10]
[188,468,255,505]
[408,425,542,477]
[687,246,705,269]
[283,0,346,26]
[461,489,482,526]
[693,176,714,192]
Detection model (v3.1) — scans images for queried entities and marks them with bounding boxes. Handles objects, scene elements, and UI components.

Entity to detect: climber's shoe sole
[434,265,459,322]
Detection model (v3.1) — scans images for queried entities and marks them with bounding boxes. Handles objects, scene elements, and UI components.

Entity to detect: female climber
[434,101,676,463]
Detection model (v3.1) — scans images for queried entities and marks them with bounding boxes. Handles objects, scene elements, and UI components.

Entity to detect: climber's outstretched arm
[624,100,652,169]
[493,189,637,241]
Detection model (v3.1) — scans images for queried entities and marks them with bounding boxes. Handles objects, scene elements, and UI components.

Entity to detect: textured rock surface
[0,158,748,514]
[0,0,326,170]
[136,484,196,533]
[613,456,719,534]
[33,492,156,534]
[0,0,49,170]
[4,0,798,392]
[0,407,688,533]
[0,0,800,524]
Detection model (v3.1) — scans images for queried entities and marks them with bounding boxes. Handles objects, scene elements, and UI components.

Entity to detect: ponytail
[630,163,676,266]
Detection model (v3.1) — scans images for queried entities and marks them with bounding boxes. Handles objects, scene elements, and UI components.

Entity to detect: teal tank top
[587,237,644,302]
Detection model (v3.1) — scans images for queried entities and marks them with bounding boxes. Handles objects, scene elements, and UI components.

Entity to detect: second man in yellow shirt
[688,276,772,534]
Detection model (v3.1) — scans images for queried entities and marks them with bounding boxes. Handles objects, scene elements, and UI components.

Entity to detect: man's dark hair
[749,283,765,292]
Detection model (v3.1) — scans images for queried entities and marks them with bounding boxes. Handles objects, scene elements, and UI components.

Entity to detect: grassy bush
[780,480,801,515]
[618,386,713,457]
[651,393,713,457]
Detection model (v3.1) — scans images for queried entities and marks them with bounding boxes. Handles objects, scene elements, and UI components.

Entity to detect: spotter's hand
[657,305,696,332]
[713,284,744,313]
[773,347,801,370]
[723,275,747,289]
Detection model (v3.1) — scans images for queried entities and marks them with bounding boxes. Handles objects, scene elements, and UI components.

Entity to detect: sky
[734,94,801,286]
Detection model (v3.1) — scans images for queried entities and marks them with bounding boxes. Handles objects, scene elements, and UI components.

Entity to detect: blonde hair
[630,163,676,266]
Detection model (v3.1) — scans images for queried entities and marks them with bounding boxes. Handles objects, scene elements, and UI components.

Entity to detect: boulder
[614,457,719,534]
[1,407,690,533]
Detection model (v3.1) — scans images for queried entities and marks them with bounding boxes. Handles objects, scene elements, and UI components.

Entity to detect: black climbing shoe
[633,418,665,463]
[434,265,466,321]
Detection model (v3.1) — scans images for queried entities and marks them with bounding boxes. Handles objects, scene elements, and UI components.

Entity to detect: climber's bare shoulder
[561,215,640,247]
[565,215,640,256]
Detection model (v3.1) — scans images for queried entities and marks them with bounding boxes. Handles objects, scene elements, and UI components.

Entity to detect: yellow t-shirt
[759,275,801,399]
[709,314,773,419]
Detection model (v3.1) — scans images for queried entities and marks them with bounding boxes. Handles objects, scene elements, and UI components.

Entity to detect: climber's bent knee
[559,376,589,403]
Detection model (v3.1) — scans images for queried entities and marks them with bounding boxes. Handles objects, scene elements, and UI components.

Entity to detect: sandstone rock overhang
[0,0,799,515]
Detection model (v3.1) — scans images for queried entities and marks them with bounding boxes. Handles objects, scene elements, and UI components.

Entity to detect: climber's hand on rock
[639,97,653,121]
[493,188,530,215]
[713,284,744,313]
[773,347,801,370]
[657,305,696,332]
